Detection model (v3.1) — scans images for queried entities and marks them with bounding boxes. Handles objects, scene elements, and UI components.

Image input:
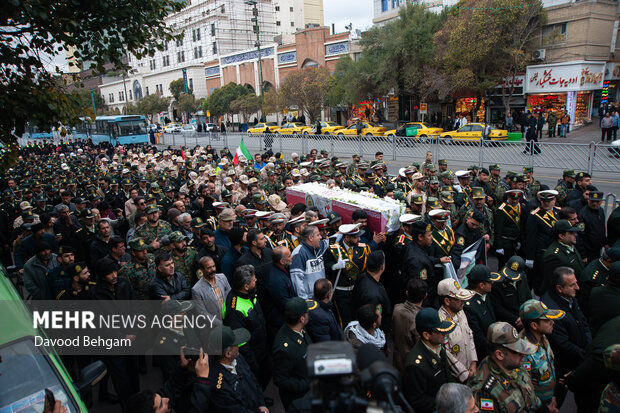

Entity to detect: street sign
[420,103,428,114]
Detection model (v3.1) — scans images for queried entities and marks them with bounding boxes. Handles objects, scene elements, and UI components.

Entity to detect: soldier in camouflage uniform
[494,172,514,205]
[439,191,459,228]
[599,344,620,412]
[347,154,362,176]
[523,167,541,198]
[261,170,278,196]
[488,164,502,197]
[133,205,172,255]
[169,231,198,285]
[266,213,294,251]
[519,300,564,406]
[553,169,576,206]
[468,321,552,412]
[118,237,156,300]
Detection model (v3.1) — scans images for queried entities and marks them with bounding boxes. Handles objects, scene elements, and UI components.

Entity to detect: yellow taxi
[384,122,443,140]
[301,121,345,135]
[335,122,387,137]
[439,123,508,141]
[275,122,307,134]
[246,122,281,135]
[162,123,182,133]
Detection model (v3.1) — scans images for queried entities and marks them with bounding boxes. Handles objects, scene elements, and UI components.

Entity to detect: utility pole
[90,89,97,117]
[246,0,264,119]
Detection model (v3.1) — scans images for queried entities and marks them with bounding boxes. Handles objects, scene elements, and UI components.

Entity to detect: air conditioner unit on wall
[532,49,546,61]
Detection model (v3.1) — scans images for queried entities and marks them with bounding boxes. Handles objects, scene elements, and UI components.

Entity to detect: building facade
[372,0,457,25]
[98,0,323,114]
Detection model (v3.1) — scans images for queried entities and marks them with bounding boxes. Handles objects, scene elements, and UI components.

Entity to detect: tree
[1,0,184,167]
[137,94,170,124]
[434,0,544,119]
[279,67,332,123]
[67,89,105,118]
[229,94,261,123]
[169,78,190,101]
[123,103,141,115]
[177,93,201,122]
[202,83,252,118]
[263,88,285,116]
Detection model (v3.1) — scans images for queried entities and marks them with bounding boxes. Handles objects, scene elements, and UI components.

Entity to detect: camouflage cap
[471,187,486,199]
[437,159,447,165]
[563,169,576,178]
[220,189,233,199]
[489,164,501,171]
[169,231,187,242]
[603,344,620,371]
[145,205,160,214]
[487,321,537,355]
[427,197,440,210]
[519,299,565,321]
[440,191,454,203]
[523,166,534,173]
[410,194,424,205]
[128,237,148,251]
[252,193,267,204]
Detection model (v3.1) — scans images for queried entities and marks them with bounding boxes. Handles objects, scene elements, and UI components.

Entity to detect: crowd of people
[5,138,620,413]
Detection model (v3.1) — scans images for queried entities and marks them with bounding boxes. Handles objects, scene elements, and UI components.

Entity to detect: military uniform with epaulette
[324,240,371,327]
[56,281,97,300]
[578,258,609,315]
[73,225,97,263]
[429,224,455,274]
[495,201,523,269]
[133,219,172,255]
[541,239,584,292]
[266,230,294,251]
[525,206,560,291]
[272,323,312,409]
[554,179,572,206]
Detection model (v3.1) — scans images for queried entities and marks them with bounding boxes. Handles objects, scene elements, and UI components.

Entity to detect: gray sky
[324,0,374,33]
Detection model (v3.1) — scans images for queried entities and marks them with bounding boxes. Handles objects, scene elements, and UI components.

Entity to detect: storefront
[524,61,605,125]
[485,74,526,126]
[604,62,620,104]
[455,97,486,122]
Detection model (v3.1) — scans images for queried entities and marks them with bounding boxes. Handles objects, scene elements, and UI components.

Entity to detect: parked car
[163,123,182,133]
[439,123,508,141]
[180,124,197,134]
[384,122,443,141]
[335,122,387,137]
[277,122,307,134]
[300,121,345,135]
[205,123,219,132]
[0,265,106,412]
[247,122,281,134]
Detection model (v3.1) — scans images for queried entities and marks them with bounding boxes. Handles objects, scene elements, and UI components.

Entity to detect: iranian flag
[234,138,252,166]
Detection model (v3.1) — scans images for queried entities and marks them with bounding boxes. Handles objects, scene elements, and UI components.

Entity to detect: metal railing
[157,132,620,177]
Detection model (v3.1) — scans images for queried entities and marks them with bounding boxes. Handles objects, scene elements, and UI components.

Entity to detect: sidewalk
[539,117,610,144]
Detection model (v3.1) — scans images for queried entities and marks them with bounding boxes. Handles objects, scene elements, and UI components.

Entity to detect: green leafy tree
[279,67,331,123]
[123,103,141,115]
[169,78,191,101]
[434,0,544,118]
[137,94,171,124]
[1,0,183,168]
[263,88,285,116]
[177,92,201,122]
[67,89,105,118]
[230,94,261,123]
[202,83,252,118]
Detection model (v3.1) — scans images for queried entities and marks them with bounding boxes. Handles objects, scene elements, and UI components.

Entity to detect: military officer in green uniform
[169,231,198,285]
[523,166,541,198]
[439,191,459,228]
[347,154,362,176]
[56,262,96,300]
[468,322,553,412]
[118,237,156,300]
[428,209,455,266]
[389,213,419,302]
[133,205,172,256]
[464,187,494,247]
[403,308,457,413]
[324,223,371,327]
[266,213,294,251]
[261,170,278,196]
[554,169,576,206]
[488,164,501,196]
[272,297,313,410]
[495,189,525,269]
[464,265,503,360]
[541,220,584,292]
[437,158,449,173]
[439,172,456,194]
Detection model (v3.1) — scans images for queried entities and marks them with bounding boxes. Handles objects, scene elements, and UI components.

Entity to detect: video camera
[303,341,413,413]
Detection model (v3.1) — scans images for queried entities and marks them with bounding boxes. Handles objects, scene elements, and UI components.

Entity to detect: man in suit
[541,266,592,407]
[191,256,231,327]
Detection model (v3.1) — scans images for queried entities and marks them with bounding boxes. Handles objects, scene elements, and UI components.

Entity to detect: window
[192,28,201,41]
[213,42,217,54]
[129,90,133,100]
[381,0,388,12]
[276,21,281,26]
[221,5,225,13]
[163,55,170,67]
[291,21,294,27]
[177,51,185,63]
[149,60,156,70]
[146,87,149,95]
[290,6,293,11]
[163,42,168,51]
[542,23,567,46]
[189,78,193,90]
[194,46,202,58]
[211,23,215,36]
[176,38,183,47]
[119,91,124,101]
[109,93,114,103]
[275,5,280,11]
[118,120,147,136]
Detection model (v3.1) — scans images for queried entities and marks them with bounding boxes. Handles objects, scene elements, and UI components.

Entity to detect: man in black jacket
[541,266,592,407]
[306,278,343,342]
[266,245,296,331]
[149,253,191,301]
[490,256,531,328]
[223,264,271,390]
[352,250,392,333]
[578,191,606,264]
[195,227,228,272]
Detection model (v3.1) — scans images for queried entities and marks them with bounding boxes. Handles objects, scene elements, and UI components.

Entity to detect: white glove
[525,259,534,269]
[496,249,505,255]
[331,259,348,271]
[516,242,522,250]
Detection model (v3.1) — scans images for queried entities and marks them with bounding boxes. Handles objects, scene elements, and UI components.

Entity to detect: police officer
[578,191,606,264]
[464,265,503,360]
[468,322,556,412]
[403,308,457,413]
[491,256,532,329]
[56,262,96,300]
[578,247,618,314]
[541,220,584,292]
[324,223,371,327]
